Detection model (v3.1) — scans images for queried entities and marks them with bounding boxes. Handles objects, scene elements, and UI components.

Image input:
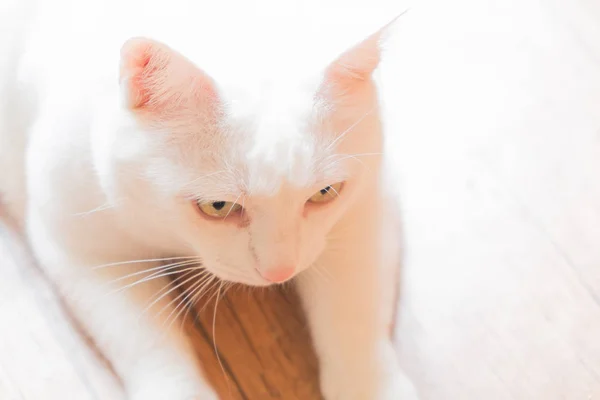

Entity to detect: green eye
[197,200,242,218]
[308,182,343,204]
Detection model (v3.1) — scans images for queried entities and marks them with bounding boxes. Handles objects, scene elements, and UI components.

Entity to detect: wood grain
[188,288,320,399]
[0,217,321,400]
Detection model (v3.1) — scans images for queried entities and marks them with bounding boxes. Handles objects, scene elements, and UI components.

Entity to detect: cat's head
[105,22,392,286]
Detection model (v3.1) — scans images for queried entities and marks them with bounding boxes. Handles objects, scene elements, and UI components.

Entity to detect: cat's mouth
[253,266,295,285]
[203,261,277,287]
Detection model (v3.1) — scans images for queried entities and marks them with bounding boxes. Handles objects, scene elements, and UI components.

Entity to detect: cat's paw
[321,370,418,400]
[129,377,218,400]
[321,368,419,400]
[320,342,419,400]
[130,388,218,400]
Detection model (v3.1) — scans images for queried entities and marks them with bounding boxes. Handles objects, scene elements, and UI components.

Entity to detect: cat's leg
[296,209,418,400]
[26,213,217,400]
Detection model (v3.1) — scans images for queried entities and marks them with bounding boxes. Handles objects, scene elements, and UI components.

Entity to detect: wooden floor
[3,0,600,398]
[0,215,321,400]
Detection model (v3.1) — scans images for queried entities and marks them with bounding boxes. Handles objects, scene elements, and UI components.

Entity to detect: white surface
[384,1,600,399]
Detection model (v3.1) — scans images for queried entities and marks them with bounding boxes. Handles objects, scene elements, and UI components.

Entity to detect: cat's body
[0,0,415,398]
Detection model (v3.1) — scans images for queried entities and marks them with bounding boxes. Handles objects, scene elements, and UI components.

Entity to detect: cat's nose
[259,266,295,283]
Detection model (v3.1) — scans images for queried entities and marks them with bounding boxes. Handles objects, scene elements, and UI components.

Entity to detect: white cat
[0,0,417,398]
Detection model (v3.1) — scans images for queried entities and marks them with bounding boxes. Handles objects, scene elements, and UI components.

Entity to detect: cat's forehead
[222,79,331,196]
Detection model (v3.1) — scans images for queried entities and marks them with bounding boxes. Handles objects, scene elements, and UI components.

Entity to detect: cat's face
[111,29,386,286]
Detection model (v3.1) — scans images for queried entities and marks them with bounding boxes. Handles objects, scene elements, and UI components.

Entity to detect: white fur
[0,0,417,398]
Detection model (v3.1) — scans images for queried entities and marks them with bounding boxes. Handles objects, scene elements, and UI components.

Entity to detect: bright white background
[383,1,600,398]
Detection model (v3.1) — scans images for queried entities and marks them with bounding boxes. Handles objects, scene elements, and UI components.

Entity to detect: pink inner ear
[322,17,399,98]
[328,35,381,83]
[319,34,383,103]
[119,37,216,114]
[120,38,165,109]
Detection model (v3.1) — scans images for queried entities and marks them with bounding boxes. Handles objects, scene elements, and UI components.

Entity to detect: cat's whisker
[139,268,206,319]
[325,107,375,152]
[223,281,235,295]
[73,202,115,217]
[139,269,201,324]
[160,281,201,331]
[186,170,228,186]
[105,265,200,298]
[325,152,383,172]
[145,268,199,306]
[159,270,212,319]
[105,259,200,286]
[164,271,213,322]
[158,276,198,325]
[212,281,231,397]
[199,278,224,314]
[311,264,331,284]
[222,159,236,180]
[328,184,341,198]
[318,264,334,281]
[209,263,260,283]
[324,150,383,160]
[310,260,333,284]
[174,275,224,334]
[92,255,200,270]
[162,272,214,330]
[102,259,202,297]
[338,154,366,169]
[280,279,293,292]
[341,151,383,160]
[190,276,220,315]
[219,282,236,308]
[179,274,218,332]
[240,195,247,218]
[224,193,243,220]
[246,283,253,302]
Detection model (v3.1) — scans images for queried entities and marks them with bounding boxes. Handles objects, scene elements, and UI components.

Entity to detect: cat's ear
[324,16,399,92]
[119,37,217,114]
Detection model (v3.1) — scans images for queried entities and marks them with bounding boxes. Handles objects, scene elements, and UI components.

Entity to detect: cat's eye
[197,200,242,218]
[308,182,343,204]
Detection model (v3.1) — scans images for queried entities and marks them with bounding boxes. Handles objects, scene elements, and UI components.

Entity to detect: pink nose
[259,266,295,283]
